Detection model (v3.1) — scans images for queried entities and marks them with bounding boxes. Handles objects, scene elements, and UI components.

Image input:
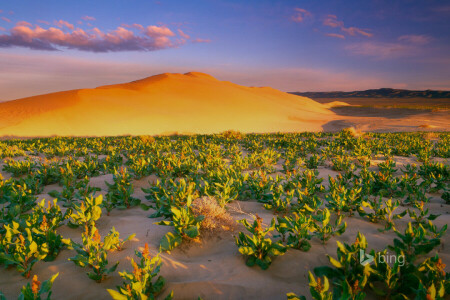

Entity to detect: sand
[0,72,334,137]
[0,156,448,300]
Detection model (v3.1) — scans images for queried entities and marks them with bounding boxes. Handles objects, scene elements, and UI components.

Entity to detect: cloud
[178,29,190,39]
[1,17,11,23]
[192,38,211,43]
[0,21,191,52]
[16,21,32,27]
[0,27,5,31]
[341,27,372,37]
[345,42,414,59]
[81,16,96,21]
[398,34,431,45]
[54,20,74,30]
[325,33,345,39]
[323,15,343,28]
[37,20,50,25]
[323,14,372,37]
[292,8,312,23]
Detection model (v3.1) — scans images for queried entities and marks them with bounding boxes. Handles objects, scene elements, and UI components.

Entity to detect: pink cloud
[178,29,190,39]
[325,33,345,39]
[0,27,5,32]
[81,16,96,21]
[1,17,11,23]
[323,15,343,28]
[292,8,312,23]
[341,26,372,37]
[122,23,145,30]
[54,20,74,30]
[0,21,186,52]
[37,20,50,25]
[398,34,432,45]
[192,38,211,43]
[323,14,372,37]
[16,21,32,27]
[345,42,413,59]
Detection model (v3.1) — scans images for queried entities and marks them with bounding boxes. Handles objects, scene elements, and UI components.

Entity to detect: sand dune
[0,72,334,137]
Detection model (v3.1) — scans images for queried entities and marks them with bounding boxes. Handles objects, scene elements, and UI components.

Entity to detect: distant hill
[0,72,334,137]
[290,88,450,99]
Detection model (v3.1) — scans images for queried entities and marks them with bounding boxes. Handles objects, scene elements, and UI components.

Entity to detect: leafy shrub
[108,243,173,300]
[235,215,286,270]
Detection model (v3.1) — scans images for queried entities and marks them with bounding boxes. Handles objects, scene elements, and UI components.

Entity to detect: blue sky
[0,0,449,100]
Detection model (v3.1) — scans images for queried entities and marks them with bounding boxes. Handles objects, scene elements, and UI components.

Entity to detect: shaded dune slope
[0,72,334,137]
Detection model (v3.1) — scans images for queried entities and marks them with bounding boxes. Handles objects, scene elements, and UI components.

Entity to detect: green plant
[107,243,173,300]
[67,195,103,228]
[0,273,59,300]
[156,203,204,252]
[263,185,293,214]
[235,215,287,270]
[325,185,362,217]
[275,212,313,251]
[66,226,125,282]
[142,179,199,219]
[105,167,140,210]
[359,197,406,232]
[314,232,374,299]
[0,222,49,278]
[311,208,346,244]
[287,272,333,300]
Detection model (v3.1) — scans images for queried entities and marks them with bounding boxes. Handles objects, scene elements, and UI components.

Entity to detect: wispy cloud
[345,41,413,59]
[291,8,312,23]
[81,15,96,21]
[398,34,432,45]
[346,33,434,59]
[323,15,372,37]
[0,20,206,52]
[54,20,74,30]
[325,33,345,39]
[177,29,190,39]
[37,20,50,25]
[192,38,211,43]
[1,16,11,23]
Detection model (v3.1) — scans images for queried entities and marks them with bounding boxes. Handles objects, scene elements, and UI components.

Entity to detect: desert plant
[107,243,173,300]
[105,167,140,210]
[235,215,287,270]
[156,203,204,252]
[0,222,49,278]
[275,212,313,251]
[0,273,59,300]
[311,208,347,244]
[66,225,127,282]
[67,195,103,228]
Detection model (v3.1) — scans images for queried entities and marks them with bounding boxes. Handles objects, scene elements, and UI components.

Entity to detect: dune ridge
[0,72,334,137]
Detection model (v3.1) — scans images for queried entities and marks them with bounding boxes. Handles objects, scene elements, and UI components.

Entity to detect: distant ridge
[290,88,450,99]
[0,72,334,137]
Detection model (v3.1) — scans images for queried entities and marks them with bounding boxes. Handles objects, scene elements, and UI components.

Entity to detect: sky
[0,0,449,100]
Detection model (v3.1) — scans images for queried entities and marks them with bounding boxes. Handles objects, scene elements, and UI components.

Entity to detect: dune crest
[0,72,334,137]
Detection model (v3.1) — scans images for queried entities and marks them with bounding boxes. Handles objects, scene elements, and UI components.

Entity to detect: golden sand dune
[0,72,334,137]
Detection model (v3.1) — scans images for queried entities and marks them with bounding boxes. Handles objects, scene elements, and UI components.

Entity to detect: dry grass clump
[221,130,244,140]
[343,126,363,138]
[138,135,155,143]
[419,124,437,129]
[191,197,236,234]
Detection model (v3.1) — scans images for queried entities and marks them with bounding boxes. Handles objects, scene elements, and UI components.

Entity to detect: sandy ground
[318,98,450,132]
[0,156,448,300]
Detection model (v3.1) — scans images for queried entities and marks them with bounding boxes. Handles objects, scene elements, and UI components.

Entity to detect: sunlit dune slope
[0,72,334,137]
